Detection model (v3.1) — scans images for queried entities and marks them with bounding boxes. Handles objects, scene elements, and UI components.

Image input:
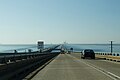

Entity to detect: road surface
[31,53,120,80]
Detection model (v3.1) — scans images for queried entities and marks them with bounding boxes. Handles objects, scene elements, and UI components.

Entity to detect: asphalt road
[31,53,120,80]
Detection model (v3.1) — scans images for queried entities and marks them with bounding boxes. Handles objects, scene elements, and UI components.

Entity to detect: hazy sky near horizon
[0,0,120,44]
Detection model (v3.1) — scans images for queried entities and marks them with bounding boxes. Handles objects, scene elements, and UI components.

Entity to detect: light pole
[110,41,113,54]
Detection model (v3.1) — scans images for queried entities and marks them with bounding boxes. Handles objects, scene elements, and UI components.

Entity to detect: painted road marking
[67,54,120,80]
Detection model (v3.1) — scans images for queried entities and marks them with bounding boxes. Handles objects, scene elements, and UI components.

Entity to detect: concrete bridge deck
[31,53,120,80]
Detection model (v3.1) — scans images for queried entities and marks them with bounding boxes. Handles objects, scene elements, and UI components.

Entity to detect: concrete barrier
[0,52,60,80]
[95,53,120,62]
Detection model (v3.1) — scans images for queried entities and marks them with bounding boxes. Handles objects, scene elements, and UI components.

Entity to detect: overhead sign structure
[37,41,44,49]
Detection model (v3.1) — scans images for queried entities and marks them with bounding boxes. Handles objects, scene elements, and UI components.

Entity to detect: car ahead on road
[81,49,95,59]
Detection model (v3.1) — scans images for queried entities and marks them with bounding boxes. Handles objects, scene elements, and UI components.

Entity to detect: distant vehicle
[81,49,95,59]
[60,47,66,54]
[67,51,71,54]
[60,49,65,54]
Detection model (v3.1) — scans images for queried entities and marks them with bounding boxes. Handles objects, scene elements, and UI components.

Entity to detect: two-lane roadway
[31,53,120,80]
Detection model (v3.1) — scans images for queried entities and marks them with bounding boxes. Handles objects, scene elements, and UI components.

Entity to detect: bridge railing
[95,52,120,62]
[0,45,61,64]
[0,52,60,80]
[0,52,53,64]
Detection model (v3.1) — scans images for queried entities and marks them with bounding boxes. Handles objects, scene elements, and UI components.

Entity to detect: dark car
[81,49,95,59]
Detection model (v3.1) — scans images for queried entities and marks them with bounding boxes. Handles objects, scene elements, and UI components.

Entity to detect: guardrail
[95,52,120,62]
[0,52,51,64]
[0,45,61,64]
[95,53,120,56]
[0,52,60,80]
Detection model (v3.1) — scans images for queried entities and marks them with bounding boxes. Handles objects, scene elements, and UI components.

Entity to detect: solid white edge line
[67,54,120,80]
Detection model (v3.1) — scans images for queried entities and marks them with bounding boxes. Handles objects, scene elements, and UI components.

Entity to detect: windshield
[0,0,120,80]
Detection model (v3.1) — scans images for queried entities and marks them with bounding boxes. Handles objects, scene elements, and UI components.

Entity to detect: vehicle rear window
[85,50,94,53]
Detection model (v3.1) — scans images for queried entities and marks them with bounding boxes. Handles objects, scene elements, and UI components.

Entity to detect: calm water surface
[0,44,53,53]
[65,44,120,53]
[0,44,120,54]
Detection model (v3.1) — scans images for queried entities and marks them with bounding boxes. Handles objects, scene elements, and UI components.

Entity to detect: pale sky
[0,0,120,44]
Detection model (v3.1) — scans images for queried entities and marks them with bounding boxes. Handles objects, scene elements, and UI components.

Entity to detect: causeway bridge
[0,44,120,80]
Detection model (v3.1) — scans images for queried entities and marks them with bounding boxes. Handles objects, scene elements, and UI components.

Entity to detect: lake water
[0,44,120,54]
[65,44,120,53]
[0,44,53,53]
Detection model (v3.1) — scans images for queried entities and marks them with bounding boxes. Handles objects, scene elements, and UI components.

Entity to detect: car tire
[82,57,85,59]
[91,57,95,59]
[81,57,84,59]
